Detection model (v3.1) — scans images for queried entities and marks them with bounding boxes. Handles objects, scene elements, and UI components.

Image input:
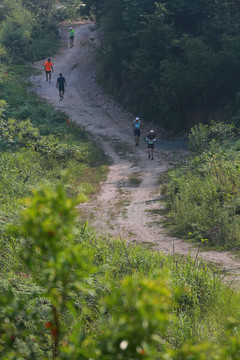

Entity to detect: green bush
[188,121,236,156]
[0,0,60,63]
[164,121,240,249]
[60,0,85,20]
[0,117,40,148]
[0,0,33,63]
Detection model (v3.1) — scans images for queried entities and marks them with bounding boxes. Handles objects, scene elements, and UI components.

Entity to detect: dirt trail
[31,23,240,284]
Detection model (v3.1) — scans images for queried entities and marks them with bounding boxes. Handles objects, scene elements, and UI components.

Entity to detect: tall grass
[75,225,240,349]
[164,122,240,249]
[3,215,240,355]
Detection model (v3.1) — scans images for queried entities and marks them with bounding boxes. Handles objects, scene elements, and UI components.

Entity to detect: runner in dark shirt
[146,130,156,160]
[56,73,66,101]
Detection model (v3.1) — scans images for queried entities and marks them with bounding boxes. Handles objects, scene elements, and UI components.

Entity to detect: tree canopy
[83,0,240,130]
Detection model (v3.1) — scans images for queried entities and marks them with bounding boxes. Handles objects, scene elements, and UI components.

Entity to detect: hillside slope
[31,23,240,284]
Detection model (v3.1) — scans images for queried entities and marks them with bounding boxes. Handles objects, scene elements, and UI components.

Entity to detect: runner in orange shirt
[44,58,54,83]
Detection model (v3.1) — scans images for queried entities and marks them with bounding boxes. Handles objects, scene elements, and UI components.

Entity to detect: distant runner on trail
[56,73,67,101]
[146,130,156,160]
[132,117,142,146]
[44,58,54,83]
[69,27,75,48]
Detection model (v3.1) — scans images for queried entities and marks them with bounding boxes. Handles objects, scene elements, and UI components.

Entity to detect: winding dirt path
[31,23,240,284]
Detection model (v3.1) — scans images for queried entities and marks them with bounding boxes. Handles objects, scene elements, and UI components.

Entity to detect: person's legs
[134,129,140,146]
[148,144,154,159]
[135,135,139,146]
[49,71,51,83]
[46,71,48,82]
[151,147,154,159]
[59,86,64,99]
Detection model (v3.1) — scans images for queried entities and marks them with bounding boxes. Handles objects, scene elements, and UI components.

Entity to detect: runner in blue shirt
[132,117,142,146]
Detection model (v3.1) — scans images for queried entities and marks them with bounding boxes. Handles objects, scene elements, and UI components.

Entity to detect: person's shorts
[134,129,141,136]
[148,143,154,149]
[59,85,64,91]
[45,71,51,74]
[70,36,74,39]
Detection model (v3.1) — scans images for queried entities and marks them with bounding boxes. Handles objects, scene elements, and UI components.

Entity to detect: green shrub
[0,117,40,148]
[60,0,84,20]
[0,0,60,63]
[0,1,33,63]
[164,121,240,249]
[188,121,236,156]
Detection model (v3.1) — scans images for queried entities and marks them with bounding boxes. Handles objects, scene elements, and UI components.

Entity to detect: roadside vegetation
[1,1,240,359]
[0,0,108,234]
[164,121,240,250]
[0,67,108,234]
[2,186,240,359]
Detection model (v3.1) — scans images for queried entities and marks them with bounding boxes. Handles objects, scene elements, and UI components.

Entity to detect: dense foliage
[164,121,240,249]
[2,185,240,359]
[83,0,240,130]
[60,0,86,20]
[0,0,61,63]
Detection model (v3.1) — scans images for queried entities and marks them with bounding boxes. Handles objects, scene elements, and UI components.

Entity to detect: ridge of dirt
[31,23,240,285]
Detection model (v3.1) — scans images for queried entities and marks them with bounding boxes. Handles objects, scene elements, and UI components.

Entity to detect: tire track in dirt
[31,23,240,285]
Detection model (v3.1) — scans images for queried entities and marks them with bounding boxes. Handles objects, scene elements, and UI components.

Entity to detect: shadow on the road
[156,139,188,150]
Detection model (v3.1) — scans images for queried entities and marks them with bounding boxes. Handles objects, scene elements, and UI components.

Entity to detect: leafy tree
[83,0,240,130]
[0,0,33,62]
[22,0,56,17]
[211,0,240,36]
[2,186,92,359]
[0,0,60,62]
[164,0,215,33]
